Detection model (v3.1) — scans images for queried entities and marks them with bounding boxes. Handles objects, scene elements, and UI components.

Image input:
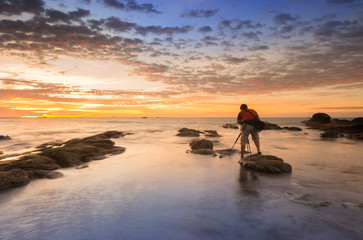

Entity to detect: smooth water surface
[0,117,362,240]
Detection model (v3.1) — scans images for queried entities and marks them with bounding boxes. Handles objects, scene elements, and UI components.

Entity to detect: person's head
[240,104,248,110]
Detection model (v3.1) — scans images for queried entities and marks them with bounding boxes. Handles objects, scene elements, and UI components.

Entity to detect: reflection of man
[237,104,261,160]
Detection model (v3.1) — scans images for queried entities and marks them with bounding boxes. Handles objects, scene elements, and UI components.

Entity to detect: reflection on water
[0,117,363,240]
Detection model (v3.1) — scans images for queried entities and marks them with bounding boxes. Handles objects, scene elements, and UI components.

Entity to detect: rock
[204,130,222,137]
[309,113,332,123]
[264,122,283,130]
[189,139,213,150]
[0,151,3,155]
[191,149,216,155]
[0,135,11,141]
[239,154,292,174]
[222,124,239,129]
[282,127,302,131]
[215,149,239,156]
[0,130,127,192]
[0,169,30,191]
[321,131,339,139]
[176,128,201,137]
[36,140,63,149]
[351,117,363,125]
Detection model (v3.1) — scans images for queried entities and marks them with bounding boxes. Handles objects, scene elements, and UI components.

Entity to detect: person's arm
[237,112,243,125]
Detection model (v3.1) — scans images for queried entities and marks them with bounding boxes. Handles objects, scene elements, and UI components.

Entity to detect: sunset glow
[1,0,362,118]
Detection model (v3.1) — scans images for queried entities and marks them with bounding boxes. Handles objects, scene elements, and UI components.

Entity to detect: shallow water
[0,117,362,240]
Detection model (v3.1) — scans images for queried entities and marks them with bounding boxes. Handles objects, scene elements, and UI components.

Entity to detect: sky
[0,0,362,118]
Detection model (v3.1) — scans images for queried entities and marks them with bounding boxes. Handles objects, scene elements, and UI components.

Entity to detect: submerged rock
[239,154,292,174]
[0,135,11,141]
[204,130,222,137]
[189,139,213,150]
[222,124,239,129]
[282,127,302,131]
[176,128,201,137]
[0,131,127,192]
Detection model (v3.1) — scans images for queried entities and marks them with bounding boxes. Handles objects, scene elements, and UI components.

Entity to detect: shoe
[257,152,262,155]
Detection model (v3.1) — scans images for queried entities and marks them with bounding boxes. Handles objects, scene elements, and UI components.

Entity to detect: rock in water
[239,154,292,174]
[0,135,11,141]
[189,139,213,150]
[309,113,332,123]
[176,128,200,137]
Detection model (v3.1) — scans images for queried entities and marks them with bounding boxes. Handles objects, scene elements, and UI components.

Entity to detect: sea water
[0,117,362,240]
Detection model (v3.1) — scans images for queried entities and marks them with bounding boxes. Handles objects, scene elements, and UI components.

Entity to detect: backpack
[243,110,266,131]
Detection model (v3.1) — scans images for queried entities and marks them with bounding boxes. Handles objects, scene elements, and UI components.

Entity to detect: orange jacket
[237,109,259,124]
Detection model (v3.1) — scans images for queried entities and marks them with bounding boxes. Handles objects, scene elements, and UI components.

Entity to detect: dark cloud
[102,0,161,13]
[105,17,136,32]
[45,8,90,23]
[80,0,91,3]
[273,13,298,25]
[219,19,264,31]
[198,26,213,33]
[313,20,363,39]
[326,0,355,4]
[201,36,219,46]
[248,45,269,51]
[126,0,161,14]
[102,0,125,9]
[136,25,193,35]
[0,0,44,15]
[180,9,219,18]
[223,56,248,64]
[241,31,262,40]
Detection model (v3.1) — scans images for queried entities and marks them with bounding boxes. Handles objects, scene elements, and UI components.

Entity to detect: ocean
[0,117,362,240]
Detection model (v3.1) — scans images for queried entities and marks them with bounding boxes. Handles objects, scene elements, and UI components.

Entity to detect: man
[237,104,261,160]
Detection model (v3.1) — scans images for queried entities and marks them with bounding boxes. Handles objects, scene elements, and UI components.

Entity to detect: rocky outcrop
[239,154,292,174]
[303,113,363,140]
[189,139,215,155]
[264,122,283,130]
[0,131,127,192]
[176,128,201,137]
[222,124,239,129]
[204,130,222,137]
[0,135,11,141]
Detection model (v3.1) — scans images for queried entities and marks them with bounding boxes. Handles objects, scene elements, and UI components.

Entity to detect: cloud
[180,9,219,18]
[135,25,193,35]
[314,106,363,109]
[325,0,355,4]
[198,26,213,33]
[248,45,269,51]
[126,0,161,14]
[102,0,161,13]
[45,8,90,23]
[102,0,125,9]
[313,20,363,39]
[273,13,298,25]
[223,55,248,64]
[219,19,264,31]
[0,0,44,15]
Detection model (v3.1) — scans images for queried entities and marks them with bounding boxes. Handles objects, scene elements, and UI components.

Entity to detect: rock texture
[0,131,127,192]
[189,139,215,155]
[176,128,201,137]
[303,113,363,140]
[239,154,292,174]
[0,135,11,141]
[204,130,222,137]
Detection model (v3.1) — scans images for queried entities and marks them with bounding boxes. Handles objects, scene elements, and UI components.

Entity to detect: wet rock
[76,164,89,170]
[351,117,363,125]
[0,135,11,141]
[0,151,3,155]
[0,169,30,191]
[215,149,239,156]
[204,130,222,137]
[282,127,302,131]
[190,139,213,150]
[176,128,201,137]
[222,124,239,129]
[0,131,127,192]
[321,131,339,139]
[264,122,283,130]
[191,149,216,155]
[308,113,332,123]
[36,140,63,149]
[239,154,292,174]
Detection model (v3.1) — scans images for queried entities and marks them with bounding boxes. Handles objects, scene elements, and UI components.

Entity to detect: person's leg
[251,129,261,154]
[241,144,246,159]
[253,140,261,154]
